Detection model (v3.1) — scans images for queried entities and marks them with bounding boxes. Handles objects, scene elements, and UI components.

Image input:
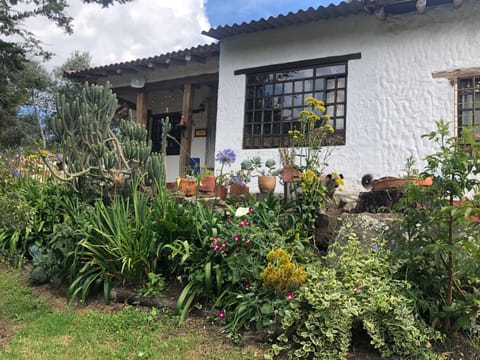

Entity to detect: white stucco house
[69,0,480,194]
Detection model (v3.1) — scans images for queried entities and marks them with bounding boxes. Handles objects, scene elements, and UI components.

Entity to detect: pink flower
[213,236,219,243]
[287,292,294,300]
[354,284,360,292]
[239,220,250,227]
[213,243,220,252]
[248,207,254,213]
[233,235,240,241]
[218,311,226,318]
[226,216,232,222]
[222,242,227,248]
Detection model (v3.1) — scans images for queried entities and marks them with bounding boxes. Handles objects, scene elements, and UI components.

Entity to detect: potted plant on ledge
[251,156,280,193]
[229,159,253,200]
[215,149,236,200]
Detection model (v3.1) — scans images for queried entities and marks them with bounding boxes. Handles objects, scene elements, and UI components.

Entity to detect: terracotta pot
[258,175,276,193]
[199,175,216,192]
[214,185,228,200]
[281,166,301,183]
[229,183,249,200]
[178,178,197,196]
[371,176,433,191]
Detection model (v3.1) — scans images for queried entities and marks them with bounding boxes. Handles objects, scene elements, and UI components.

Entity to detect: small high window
[457,76,480,139]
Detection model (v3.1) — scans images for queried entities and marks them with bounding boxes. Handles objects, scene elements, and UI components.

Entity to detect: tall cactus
[50,82,165,198]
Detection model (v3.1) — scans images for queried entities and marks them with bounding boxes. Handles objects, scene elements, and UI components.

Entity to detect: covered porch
[67,43,219,182]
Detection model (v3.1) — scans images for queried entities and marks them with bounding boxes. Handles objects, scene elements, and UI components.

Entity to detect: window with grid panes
[243,63,347,149]
[457,76,480,139]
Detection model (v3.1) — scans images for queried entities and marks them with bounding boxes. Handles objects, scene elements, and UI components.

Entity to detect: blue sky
[206,0,342,28]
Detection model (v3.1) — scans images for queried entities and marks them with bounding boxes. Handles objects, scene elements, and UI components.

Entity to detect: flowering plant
[215,148,236,186]
[289,96,335,173]
[228,159,254,185]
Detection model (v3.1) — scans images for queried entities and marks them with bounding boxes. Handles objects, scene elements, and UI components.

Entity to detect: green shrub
[392,120,480,334]
[270,233,441,360]
[174,197,307,335]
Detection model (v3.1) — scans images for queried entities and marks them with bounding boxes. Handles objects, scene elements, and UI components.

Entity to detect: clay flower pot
[229,183,249,200]
[281,166,301,183]
[178,178,197,196]
[258,175,276,193]
[199,175,216,192]
[214,185,228,200]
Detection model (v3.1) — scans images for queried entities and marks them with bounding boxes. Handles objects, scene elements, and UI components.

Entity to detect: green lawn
[0,267,265,360]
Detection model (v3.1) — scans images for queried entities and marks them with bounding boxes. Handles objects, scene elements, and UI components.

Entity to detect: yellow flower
[325,125,335,134]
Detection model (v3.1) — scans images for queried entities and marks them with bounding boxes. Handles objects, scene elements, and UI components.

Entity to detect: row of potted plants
[176,150,283,197]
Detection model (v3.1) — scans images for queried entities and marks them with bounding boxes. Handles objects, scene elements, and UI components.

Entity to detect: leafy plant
[392,120,480,334]
[250,156,281,176]
[68,178,163,303]
[270,233,442,360]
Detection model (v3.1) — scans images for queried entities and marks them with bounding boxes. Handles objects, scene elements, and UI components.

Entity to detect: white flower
[234,207,249,218]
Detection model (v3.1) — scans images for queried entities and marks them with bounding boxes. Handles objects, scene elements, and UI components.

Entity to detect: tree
[53,50,92,105]
[0,0,130,135]
[0,60,52,148]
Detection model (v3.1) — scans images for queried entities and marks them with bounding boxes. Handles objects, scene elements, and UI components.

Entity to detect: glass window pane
[247,99,254,111]
[255,85,264,98]
[337,90,345,102]
[326,91,335,103]
[284,82,293,93]
[293,107,301,119]
[263,125,271,135]
[304,79,313,92]
[283,95,292,107]
[336,118,344,130]
[272,124,281,134]
[255,98,262,109]
[315,91,324,101]
[316,64,346,76]
[327,79,336,90]
[254,111,262,122]
[273,96,282,108]
[337,77,346,88]
[315,79,324,91]
[246,86,254,99]
[246,112,254,124]
[337,104,345,116]
[327,106,334,117]
[293,95,303,107]
[273,109,281,122]
[264,110,272,122]
[265,84,274,96]
[264,96,273,109]
[282,109,292,121]
[274,83,283,95]
[294,81,303,93]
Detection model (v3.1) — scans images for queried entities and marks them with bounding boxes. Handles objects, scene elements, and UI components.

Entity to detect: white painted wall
[215,1,480,194]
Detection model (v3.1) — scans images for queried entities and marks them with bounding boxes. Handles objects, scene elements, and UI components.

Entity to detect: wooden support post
[136,90,148,126]
[179,82,194,177]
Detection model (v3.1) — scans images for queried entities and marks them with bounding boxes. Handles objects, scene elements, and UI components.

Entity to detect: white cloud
[26,0,212,71]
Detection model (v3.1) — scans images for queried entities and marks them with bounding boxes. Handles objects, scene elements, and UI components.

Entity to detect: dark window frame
[236,53,360,149]
[457,76,480,139]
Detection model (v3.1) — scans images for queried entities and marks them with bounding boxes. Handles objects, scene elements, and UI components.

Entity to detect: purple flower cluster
[215,149,236,166]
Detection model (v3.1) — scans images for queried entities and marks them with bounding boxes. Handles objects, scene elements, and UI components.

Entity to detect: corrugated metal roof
[202,0,455,40]
[67,42,219,79]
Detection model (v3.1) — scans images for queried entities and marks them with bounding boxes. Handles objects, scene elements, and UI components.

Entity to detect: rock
[332,212,403,250]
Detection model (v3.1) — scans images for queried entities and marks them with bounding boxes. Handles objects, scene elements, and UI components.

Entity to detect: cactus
[50,82,166,198]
